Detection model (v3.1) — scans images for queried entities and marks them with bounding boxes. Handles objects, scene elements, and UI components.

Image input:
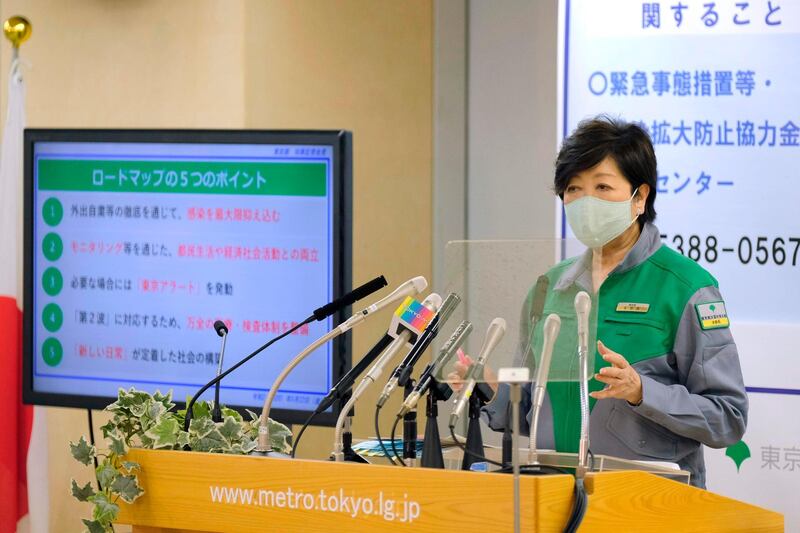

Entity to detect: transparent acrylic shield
[434,239,600,386]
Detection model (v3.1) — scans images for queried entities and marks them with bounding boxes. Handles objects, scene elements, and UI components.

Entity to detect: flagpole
[2,15,46,533]
[3,16,31,62]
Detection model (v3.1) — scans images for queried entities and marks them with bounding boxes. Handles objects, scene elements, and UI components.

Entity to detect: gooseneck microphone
[211,320,230,423]
[183,275,388,433]
[528,313,561,463]
[449,317,507,428]
[255,276,428,454]
[574,291,592,477]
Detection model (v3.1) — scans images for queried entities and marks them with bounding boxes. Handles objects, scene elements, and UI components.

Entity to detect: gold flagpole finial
[3,16,32,49]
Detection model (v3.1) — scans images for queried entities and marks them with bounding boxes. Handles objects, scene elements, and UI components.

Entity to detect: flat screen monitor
[22,129,352,426]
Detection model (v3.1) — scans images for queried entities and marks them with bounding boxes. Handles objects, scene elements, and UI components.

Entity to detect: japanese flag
[0,58,48,533]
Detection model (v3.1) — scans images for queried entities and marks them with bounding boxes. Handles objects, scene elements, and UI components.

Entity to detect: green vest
[528,244,718,452]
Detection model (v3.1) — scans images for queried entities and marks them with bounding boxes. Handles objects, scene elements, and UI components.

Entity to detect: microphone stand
[402,380,417,467]
[461,381,493,471]
[337,391,367,463]
[211,325,229,423]
[184,316,313,432]
[420,378,452,469]
[501,401,513,468]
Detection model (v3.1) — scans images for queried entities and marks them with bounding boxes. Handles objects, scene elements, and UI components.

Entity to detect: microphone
[336,276,427,333]
[575,291,591,358]
[398,320,473,417]
[530,275,549,326]
[449,317,507,427]
[529,313,560,461]
[376,292,460,407]
[315,335,393,415]
[255,277,428,454]
[574,291,592,477]
[313,275,388,322]
[314,276,430,415]
[183,275,389,432]
[332,294,441,461]
[211,320,230,423]
[504,275,549,465]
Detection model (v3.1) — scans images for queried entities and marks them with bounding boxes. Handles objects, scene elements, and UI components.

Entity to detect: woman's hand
[590,340,643,405]
[446,350,498,396]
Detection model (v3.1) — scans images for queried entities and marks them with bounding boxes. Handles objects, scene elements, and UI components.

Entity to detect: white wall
[466,0,558,241]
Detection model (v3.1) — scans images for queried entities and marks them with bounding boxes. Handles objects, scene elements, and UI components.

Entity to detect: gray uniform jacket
[483,223,748,488]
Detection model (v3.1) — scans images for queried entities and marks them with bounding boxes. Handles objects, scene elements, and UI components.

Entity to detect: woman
[479,115,747,488]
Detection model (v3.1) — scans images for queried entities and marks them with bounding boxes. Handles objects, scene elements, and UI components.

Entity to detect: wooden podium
[117,448,782,532]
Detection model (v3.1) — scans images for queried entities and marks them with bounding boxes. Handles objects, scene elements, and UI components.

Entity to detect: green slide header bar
[37,159,327,196]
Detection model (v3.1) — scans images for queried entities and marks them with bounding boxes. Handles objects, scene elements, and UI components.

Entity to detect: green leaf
[121,461,140,472]
[190,427,227,452]
[88,492,120,523]
[191,399,211,420]
[108,431,127,456]
[82,518,109,533]
[138,432,155,448]
[95,461,119,488]
[129,400,148,418]
[144,416,180,449]
[726,440,751,472]
[71,479,96,502]
[145,399,167,422]
[245,408,260,423]
[268,418,293,455]
[152,389,175,410]
[110,474,144,503]
[189,416,216,439]
[110,387,151,415]
[221,407,243,422]
[99,420,116,440]
[176,431,190,449]
[70,436,96,466]
[218,416,243,443]
[238,438,257,454]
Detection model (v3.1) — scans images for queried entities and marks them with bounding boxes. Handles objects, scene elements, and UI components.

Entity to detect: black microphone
[314,333,394,414]
[183,276,389,432]
[313,275,387,321]
[211,320,229,423]
[530,275,549,325]
[397,320,473,416]
[395,292,461,387]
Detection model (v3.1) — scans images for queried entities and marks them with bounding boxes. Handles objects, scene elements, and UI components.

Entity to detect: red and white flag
[0,57,48,533]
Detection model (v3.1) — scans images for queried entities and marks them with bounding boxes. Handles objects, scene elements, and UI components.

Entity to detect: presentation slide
[31,139,338,413]
[560,0,799,525]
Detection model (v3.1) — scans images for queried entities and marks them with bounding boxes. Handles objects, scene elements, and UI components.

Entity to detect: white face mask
[564,188,640,249]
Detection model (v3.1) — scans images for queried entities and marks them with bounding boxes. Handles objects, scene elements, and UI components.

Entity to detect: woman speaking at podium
[480,116,748,488]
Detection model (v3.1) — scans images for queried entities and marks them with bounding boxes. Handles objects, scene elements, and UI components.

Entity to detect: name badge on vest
[695,301,730,330]
[616,302,650,313]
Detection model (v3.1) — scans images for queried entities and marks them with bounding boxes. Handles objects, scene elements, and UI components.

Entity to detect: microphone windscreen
[313,275,388,321]
[214,320,229,336]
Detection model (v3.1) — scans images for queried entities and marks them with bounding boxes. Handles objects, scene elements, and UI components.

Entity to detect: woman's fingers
[597,366,625,379]
[597,340,630,368]
[594,373,622,385]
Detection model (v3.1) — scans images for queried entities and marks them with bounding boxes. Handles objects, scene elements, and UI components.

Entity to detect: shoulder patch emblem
[695,301,730,330]
[616,302,650,313]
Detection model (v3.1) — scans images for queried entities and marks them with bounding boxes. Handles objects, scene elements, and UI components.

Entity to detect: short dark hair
[554,115,657,225]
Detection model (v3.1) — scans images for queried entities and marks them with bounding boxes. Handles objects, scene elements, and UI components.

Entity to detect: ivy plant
[70,387,293,533]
